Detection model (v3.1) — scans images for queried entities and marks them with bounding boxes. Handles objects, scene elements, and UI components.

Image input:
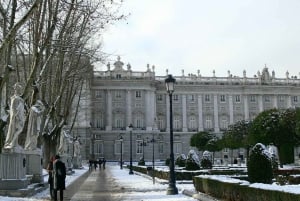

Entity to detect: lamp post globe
[165,74,178,195]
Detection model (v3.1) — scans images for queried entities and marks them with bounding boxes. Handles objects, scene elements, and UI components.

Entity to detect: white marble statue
[57,126,68,155]
[4,83,25,149]
[24,100,45,150]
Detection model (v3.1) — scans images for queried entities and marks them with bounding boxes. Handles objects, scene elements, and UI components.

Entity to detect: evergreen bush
[138,157,145,166]
[175,154,186,167]
[247,143,274,184]
[201,158,212,169]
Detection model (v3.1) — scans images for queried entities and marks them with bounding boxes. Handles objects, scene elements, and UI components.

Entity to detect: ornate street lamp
[119,135,123,169]
[165,74,178,195]
[128,123,134,175]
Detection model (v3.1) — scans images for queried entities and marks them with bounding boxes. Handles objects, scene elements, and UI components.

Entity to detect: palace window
[250,95,256,102]
[158,142,164,154]
[173,94,179,101]
[174,116,181,129]
[220,117,228,129]
[157,94,163,101]
[174,142,182,154]
[189,95,195,102]
[189,116,197,129]
[279,95,285,102]
[265,96,270,102]
[293,96,298,102]
[136,140,143,154]
[205,94,210,102]
[95,90,102,98]
[115,91,122,99]
[220,95,226,102]
[136,91,142,98]
[205,116,212,129]
[94,143,103,154]
[235,95,241,103]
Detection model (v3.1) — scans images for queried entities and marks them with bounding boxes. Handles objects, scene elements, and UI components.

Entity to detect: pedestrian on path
[53,154,66,201]
[47,156,55,200]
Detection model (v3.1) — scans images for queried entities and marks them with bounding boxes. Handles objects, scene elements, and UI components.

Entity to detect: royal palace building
[74,57,300,164]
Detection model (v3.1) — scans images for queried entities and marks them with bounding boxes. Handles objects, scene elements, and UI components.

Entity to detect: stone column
[228,95,234,124]
[213,94,219,132]
[182,94,187,132]
[106,90,112,131]
[126,90,132,125]
[197,95,204,131]
[244,95,249,120]
[287,95,292,108]
[258,95,263,112]
[273,95,278,108]
[145,90,155,131]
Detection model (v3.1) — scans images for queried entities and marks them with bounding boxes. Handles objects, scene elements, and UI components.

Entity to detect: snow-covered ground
[1,163,299,201]
[0,163,199,201]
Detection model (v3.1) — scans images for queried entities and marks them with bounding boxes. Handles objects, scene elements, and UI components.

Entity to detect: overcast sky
[101,0,300,78]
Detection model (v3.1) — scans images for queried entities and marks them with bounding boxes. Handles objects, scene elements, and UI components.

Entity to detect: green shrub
[175,154,186,167]
[201,158,212,169]
[247,143,274,184]
[138,157,145,166]
[185,157,200,170]
[165,158,170,166]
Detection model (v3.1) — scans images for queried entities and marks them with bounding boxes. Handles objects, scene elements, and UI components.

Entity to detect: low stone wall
[193,176,300,201]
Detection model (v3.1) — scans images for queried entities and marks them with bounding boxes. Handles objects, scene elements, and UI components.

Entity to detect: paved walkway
[63,165,219,201]
[65,168,124,201]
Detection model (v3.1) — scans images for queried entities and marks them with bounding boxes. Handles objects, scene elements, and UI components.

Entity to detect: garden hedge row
[193,176,300,201]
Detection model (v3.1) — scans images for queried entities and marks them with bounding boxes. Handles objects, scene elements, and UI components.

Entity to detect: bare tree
[0,0,126,164]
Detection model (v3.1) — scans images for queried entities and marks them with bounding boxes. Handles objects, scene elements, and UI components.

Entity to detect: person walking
[53,154,66,201]
[47,156,55,200]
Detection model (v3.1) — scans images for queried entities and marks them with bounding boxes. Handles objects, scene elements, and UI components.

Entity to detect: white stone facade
[83,58,300,163]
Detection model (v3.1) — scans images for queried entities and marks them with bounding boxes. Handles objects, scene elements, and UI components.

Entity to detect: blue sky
[101,0,300,78]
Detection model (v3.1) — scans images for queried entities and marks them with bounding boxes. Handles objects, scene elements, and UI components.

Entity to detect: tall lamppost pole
[120,135,123,169]
[165,74,178,195]
[151,133,155,184]
[129,123,134,175]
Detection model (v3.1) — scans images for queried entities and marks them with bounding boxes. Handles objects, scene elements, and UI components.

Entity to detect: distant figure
[93,160,98,171]
[53,155,66,201]
[24,100,45,150]
[103,158,106,169]
[4,83,25,149]
[98,158,102,170]
[88,159,93,171]
[47,156,55,200]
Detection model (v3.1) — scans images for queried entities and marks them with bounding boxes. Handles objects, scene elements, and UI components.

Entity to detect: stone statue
[73,137,81,157]
[4,83,25,149]
[24,100,45,150]
[57,126,68,155]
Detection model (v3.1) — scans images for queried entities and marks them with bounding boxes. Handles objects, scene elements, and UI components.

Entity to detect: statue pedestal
[24,149,43,183]
[72,156,82,169]
[0,148,28,190]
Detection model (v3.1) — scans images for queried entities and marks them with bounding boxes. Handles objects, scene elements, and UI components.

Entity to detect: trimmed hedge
[193,176,300,201]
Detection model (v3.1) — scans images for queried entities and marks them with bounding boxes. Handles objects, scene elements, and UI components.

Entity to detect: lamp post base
[129,170,134,175]
[166,184,178,195]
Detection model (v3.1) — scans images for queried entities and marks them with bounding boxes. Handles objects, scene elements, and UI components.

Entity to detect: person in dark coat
[53,154,66,201]
[47,156,55,200]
